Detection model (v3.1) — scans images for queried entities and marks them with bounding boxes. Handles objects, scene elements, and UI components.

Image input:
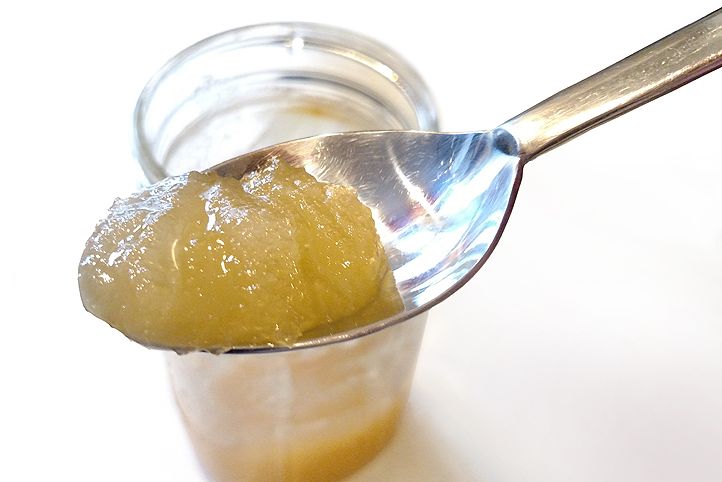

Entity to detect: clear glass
[133,22,439,183]
[133,22,439,482]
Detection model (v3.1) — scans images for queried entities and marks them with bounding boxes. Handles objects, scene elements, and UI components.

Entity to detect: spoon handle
[499,8,722,163]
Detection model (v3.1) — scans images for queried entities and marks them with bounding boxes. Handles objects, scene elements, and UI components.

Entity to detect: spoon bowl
[211,8,722,352]
[213,130,519,319]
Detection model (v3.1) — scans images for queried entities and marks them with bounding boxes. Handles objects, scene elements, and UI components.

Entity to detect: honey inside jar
[167,317,427,482]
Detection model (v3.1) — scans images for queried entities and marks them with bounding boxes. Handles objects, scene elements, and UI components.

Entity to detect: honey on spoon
[79,9,722,352]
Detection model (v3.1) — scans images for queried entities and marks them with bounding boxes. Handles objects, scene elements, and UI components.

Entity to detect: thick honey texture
[78,159,403,352]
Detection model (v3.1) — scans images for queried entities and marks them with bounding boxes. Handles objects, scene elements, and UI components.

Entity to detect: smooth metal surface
[211,8,722,352]
[500,8,722,163]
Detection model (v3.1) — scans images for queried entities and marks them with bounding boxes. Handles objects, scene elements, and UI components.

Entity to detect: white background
[2,1,721,481]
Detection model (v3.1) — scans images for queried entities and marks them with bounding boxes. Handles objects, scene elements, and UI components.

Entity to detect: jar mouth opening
[132,22,439,183]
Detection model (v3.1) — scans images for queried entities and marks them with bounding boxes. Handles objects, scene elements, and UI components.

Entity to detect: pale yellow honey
[78,159,403,352]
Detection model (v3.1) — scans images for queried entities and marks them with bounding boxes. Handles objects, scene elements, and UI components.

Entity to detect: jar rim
[132,22,439,183]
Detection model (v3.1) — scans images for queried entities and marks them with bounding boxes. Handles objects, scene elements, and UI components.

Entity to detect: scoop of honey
[78,158,402,354]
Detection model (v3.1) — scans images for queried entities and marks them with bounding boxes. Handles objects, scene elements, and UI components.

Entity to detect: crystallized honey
[78,159,403,353]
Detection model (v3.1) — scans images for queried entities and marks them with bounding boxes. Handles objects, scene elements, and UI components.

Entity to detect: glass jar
[132,22,439,482]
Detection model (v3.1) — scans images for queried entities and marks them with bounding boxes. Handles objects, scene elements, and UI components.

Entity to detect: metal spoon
[212,9,722,352]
